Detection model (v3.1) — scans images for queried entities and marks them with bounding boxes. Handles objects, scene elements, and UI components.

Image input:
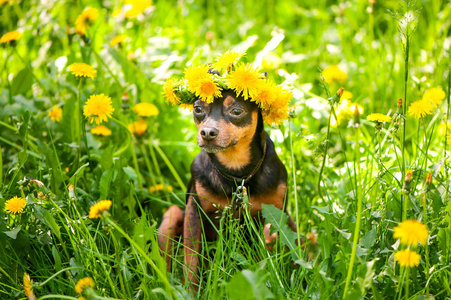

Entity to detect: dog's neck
[207,115,266,180]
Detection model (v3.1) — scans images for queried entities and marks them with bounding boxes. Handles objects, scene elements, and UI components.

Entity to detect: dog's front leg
[183,195,202,291]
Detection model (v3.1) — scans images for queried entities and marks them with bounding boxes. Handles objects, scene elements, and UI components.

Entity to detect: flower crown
[162,51,292,125]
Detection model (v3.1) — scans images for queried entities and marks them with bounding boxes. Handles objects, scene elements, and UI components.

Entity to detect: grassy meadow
[1,0,451,299]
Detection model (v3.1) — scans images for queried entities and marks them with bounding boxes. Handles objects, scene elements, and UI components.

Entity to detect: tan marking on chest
[195,182,286,219]
[195,182,230,215]
[249,183,286,216]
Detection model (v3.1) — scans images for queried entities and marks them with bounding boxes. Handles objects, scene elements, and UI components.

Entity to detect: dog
[157,89,298,290]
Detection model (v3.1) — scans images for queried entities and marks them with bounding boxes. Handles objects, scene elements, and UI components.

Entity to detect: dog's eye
[231,108,243,116]
[194,106,203,114]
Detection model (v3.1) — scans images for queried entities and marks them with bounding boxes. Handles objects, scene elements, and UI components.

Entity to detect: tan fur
[216,111,258,170]
[223,95,235,108]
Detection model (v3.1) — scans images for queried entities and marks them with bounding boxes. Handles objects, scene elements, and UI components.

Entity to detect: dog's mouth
[200,145,228,153]
[198,139,238,154]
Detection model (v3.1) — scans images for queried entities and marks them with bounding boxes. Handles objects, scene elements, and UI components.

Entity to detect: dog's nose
[200,128,219,141]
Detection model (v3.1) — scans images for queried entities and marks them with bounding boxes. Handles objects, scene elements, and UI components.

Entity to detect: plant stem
[289,120,302,257]
[343,124,363,298]
[401,11,411,222]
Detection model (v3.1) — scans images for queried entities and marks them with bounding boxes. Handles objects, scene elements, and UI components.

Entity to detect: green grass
[1,0,451,299]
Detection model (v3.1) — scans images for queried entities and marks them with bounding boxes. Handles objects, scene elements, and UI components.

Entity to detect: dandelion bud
[68,184,76,200]
[353,104,360,125]
[337,87,345,97]
[23,273,36,299]
[425,173,433,192]
[306,232,318,246]
[398,98,403,107]
[403,170,413,193]
[122,91,129,102]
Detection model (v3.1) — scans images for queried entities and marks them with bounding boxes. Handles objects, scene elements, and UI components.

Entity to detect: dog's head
[193,89,261,154]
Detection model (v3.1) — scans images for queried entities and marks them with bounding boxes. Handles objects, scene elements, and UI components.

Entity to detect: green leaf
[359,228,377,249]
[4,225,22,239]
[11,68,33,96]
[52,245,62,271]
[100,144,115,172]
[227,270,273,300]
[99,169,114,200]
[34,206,61,240]
[69,162,89,186]
[261,204,300,261]
[226,271,256,300]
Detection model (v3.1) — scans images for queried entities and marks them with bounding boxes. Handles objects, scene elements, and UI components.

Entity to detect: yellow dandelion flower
[366,113,391,123]
[124,0,152,18]
[88,200,112,219]
[341,90,353,100]
[184,64,212,92]
[128,119,148,136]
[408,99,433,119]
[133,102,159,117]
[213,50,245,73]
[180,103,193,111]
[79,297,87,300]
[395,249,421,268]
[438,122,451,136]
[23,273,35,298]
[262,107,289,126]
[227,63,264,100]
[149,183,165,193]
[75,8,99,36]
[110,34,127,46]
[166,185,174,192]
[422,87,446,108]
[4,196,27,214]
[322,65,347,83]
[195,78,222,103]
[261,52,282,70]
[48,105,63,122]
[0,30,23,44]
[91,125,112,136]
[393,220,428,247]
[68,63,97,80]
[83,94,115,125]
[163,78,180,105]
[252,80,277,109]
[74,277,95,294]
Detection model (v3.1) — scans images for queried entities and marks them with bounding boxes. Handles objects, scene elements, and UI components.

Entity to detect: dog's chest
[194,181,286,219]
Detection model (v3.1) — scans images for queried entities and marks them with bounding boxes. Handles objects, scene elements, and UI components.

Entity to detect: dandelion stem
[317,111,332,200]
[76,79,83,158]
[343,124,363,298]
[423,191,430,296]
[401,7,412,222]
[289,120,302,257]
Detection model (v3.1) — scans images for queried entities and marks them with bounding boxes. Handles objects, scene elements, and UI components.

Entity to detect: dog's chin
[200,145,227,154]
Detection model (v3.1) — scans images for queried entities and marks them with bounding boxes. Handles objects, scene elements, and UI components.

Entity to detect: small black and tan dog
[157,89,297,289]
